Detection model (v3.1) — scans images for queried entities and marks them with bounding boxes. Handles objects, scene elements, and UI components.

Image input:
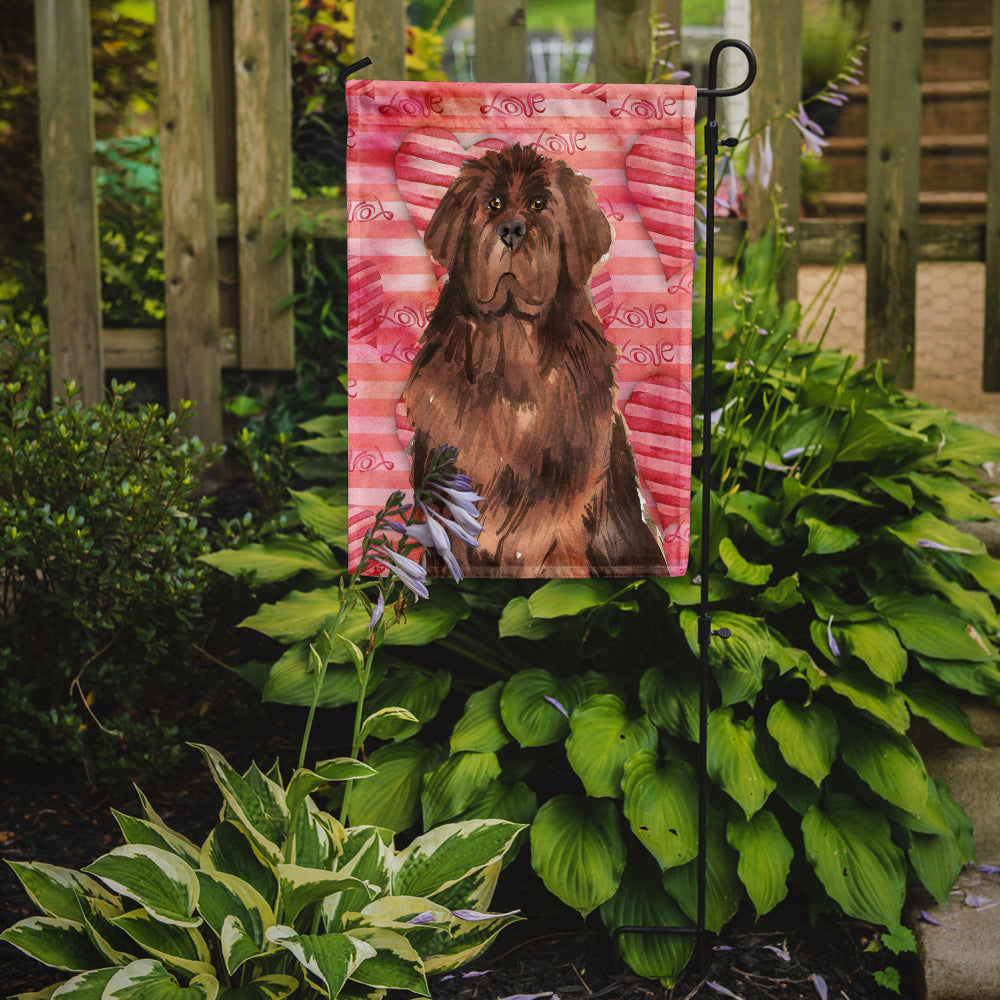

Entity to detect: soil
[0,737,913,1000]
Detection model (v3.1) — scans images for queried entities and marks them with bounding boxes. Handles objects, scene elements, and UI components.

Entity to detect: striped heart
[347,257,383,346]
[625,128,697,283]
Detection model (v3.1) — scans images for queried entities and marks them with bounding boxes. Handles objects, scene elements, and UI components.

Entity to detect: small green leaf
[362,666,451,740]
[875,594,994,662]
[360,706,421,742]
[527,579,617,618]
[719,537,772,585]
[901,680,982,748]
[886,512,985,556]
[450,682,511,754]
[765,701,838,786]
[347,740,441,832]
[288,488,348,544]
[497,597,564,639]
[727,811,793,917]
[803,517,859,555]
[499,670,584,747]
[707,708,776,819]
[839,718,929,817]
[200,536,341,584]
[639,664,699,742]
[421,751,502,828]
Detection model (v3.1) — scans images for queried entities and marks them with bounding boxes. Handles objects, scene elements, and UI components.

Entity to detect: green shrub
[1,743,524,998]
[0,317,220,783]
[215,232,1000,985]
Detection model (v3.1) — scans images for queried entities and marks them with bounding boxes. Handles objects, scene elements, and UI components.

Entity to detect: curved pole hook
[697,38,757,99]
[338,57,373,90]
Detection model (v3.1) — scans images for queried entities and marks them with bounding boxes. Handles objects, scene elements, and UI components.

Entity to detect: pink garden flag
[346,80,696,579]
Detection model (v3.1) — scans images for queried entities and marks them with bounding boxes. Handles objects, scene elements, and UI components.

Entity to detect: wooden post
[354,0,406,81]
[654,0,683,80]
[746,0,801,305]
[474,0,527,82]
[983,0,1000,390]
[594,0,657,84]
[157,0,223,444]
[233,0,294,370]
[864,0,923,389]
[34,0,104,405]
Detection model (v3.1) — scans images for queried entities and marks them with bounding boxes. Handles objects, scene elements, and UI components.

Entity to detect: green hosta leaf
[111,909,214,978]
[906,472,998,522]
[727,811,793,917]
[4,862,118,922]
[661,811,741,933]
[835,410,927,463]
[910,562,1000,633]
[393,820,524,900]
[527,578,617,617]
[874,594,995,662]
[103,959,218,999]
[450,682,511,754]
[765,701,838,786]
[909,826,966,905]
[935,421,1000,464]
[886,512,985,556]
[346,926,428,994]
[288,488,348,544]
[195,871,273,974]
[265,926,375,997]
[621,751,698,871]
[718,537,772,585]
[83,846,200,928]
[277,865,374,925]
[421,751,502,828]
[216,975,299,1000]
[190,746,287,862]
[866,474,914,509]
[835,621,907,684]
[707,708,776,818]
[901,680,982,748]
[453,779,538,827]
[724,490,784,545]
[530,795,626,917]
[802,793,906,926]
[599,853,694,987]
[803,517,859,556]
[497,596,564,639]
[916,655,1000,697]
[200,822,278,910]
[839,718,929,817]
[347,740,442,832]
[681,610,770,706]
[112,812,201,868]
[260,643,387,709]
[756,573,804,614]
[0,916,107,971]
[499,670,584,747]
[639,664,699,742]
[967,553,1000,597]
[566,695,658,798]
[200,535,341,584]
[362,667,451,740]
[807,660,909,732]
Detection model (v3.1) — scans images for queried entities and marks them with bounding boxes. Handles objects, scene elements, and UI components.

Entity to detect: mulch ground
[1,736,914,1000]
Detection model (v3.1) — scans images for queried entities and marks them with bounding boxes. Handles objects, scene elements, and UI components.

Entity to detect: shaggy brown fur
[405,144,666,577]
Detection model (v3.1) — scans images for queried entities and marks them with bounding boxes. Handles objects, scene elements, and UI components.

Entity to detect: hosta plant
[1,744,523,999]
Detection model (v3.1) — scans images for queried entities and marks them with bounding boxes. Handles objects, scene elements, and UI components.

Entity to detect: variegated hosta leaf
[285,760,375,823]
[102,958,218,999]
[200,822,278,910]
[288,801,343,870]
[344,926,429,995]
[110,908,214,979]
[276,864,376,925]
[0,916,107,971]
[195,871,274,974]
[323,829,393,931]
[765,700,838,786]
[361,667,451,741]
[802,793,906,926]
[265,925,375,998]
[112,810,202,868]
[621,751,699,871]
[450,682,511,754]
[421,860,501,917]
[566,695,658,799]
[727,810,793,917]
[191,746,288,863]
[707,707,776,819]
[391,820,524,901]
[4,861,118,922]
[77,894,136,966]
[499,669,585,747]
[529,795,626,917]
[44,966,118,997]
[420,906,522,975]
[599,854,694,987]
[83,845,200,928]
[214,974,300,1000]
[838,718,929,817]
[421,751,501,829]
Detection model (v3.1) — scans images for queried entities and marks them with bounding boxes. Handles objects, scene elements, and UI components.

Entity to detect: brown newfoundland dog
[405,143,667,578]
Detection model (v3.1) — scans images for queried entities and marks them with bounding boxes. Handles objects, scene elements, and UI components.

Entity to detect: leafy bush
[1,743,524,998]
[0,317,220,783]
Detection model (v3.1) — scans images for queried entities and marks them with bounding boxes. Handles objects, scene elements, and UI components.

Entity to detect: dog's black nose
[496,218,526,250]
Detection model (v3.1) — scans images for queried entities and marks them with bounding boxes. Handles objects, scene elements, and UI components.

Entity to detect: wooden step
[922,25,993,83]
[813,190,987,222]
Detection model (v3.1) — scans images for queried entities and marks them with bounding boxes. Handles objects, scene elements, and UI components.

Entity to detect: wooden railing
[32,0,1000,444]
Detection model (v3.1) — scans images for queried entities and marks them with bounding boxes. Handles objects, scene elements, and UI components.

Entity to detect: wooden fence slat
[594,0,657,84]
[157,0,223,445]
[34,0,103,405]
[983,0,1000,390]
[355,0,406,81]
[864,0,923,390]
[233,0,294,370]
[746,0,801,305]
[474,0,527,82]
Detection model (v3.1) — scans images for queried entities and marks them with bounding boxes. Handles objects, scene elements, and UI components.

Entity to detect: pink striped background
[346,81,696,576]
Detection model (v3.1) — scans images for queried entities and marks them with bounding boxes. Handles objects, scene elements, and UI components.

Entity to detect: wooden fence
[33,0,1000,444]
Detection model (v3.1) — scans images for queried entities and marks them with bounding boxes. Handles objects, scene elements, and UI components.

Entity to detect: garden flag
[346,80,696,578]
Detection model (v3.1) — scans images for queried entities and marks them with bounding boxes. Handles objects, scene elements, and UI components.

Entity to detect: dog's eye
[488,196,503,211]
[530,198,546,212]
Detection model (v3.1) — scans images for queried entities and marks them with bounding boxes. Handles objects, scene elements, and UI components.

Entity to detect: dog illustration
[404,143,667,577]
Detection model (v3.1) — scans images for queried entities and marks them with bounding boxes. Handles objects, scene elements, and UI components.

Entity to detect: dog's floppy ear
[423,163,487,273]
[556,164,614,286]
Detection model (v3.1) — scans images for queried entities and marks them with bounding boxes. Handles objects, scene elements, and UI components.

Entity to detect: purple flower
[369,543,429,600]
[747,125,774,191]
[706,983,742,999]
[407,911,438,925]
[451,908,520,921]
[812,974,828,1000]
[826,616,841,658]
[367,590,385,631]
[917,538,973,554]
[544,695,569,718]
[791,104,828,156]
